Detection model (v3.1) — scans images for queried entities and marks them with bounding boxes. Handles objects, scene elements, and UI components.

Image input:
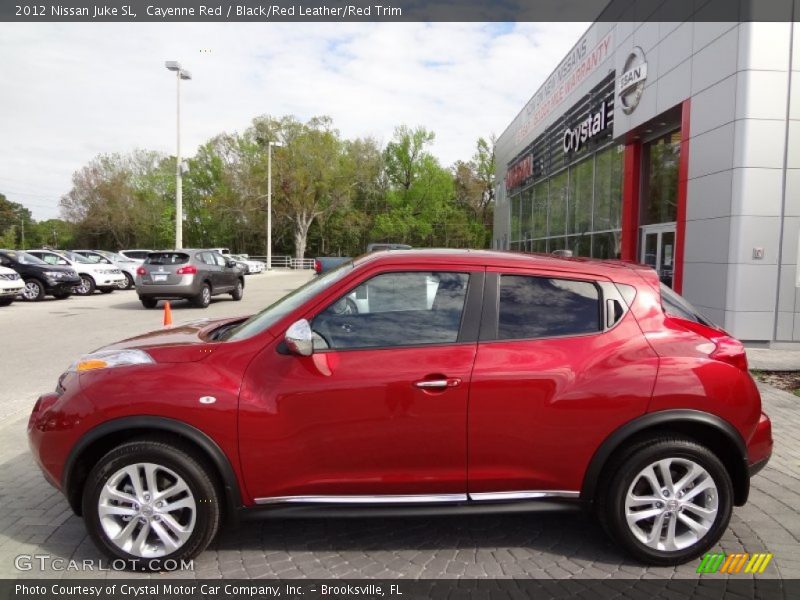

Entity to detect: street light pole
[267,140,282,271]
[165,61,191,249]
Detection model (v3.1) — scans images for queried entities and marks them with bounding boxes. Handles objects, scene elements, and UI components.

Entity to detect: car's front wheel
[82,439,220,570]
[22,279,45,301]
[74,275,96,296]
[230,279,244,301]
[599,436,732,565]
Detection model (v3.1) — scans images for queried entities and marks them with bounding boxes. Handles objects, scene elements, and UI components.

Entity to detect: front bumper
[45,278,82,293]
[0,285,24,297]
[92,273,127,288]
[747,412,773,475]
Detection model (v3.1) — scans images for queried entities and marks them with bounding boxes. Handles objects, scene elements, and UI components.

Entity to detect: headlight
[68,349,155,373]
[45,271,65,279]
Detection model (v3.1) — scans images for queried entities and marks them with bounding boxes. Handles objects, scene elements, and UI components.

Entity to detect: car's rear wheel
[74,275,96,296]
[599,436,732,565]
[230,279,244,301]
[140,297,158,309]
[82,440,220,571]
[193,283,211,308]
[22,279,45,301]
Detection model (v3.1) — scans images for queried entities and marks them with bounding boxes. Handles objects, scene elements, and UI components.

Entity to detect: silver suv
[135,249,245,309]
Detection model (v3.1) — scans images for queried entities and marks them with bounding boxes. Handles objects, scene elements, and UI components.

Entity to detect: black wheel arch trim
[62,416,242,520]
[581,409,748,505]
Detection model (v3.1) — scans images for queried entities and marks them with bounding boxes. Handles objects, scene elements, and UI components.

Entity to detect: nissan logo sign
[618,47,648,114]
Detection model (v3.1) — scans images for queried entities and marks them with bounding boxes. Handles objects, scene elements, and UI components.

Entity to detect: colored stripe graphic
[697,553,773,574]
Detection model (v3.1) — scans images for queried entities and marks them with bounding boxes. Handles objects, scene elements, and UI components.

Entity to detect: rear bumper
[137,281,200,299]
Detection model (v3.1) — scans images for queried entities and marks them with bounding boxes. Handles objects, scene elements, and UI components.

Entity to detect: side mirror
[227,260,237,269]
[285,319,313,357]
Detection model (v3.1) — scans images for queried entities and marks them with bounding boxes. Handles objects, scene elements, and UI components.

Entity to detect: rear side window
[498,275,601,340]
[660,284,713,326]
[146,253,189,265]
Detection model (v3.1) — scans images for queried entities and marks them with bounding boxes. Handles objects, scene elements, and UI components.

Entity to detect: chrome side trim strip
[254,493,468,505]
[468,491,580,502]
[254,491,580,505]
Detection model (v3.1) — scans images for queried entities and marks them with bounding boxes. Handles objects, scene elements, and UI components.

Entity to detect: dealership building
[493,18,799,344]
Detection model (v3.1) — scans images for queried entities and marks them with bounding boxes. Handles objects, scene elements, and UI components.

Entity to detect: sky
[0,22,588,221]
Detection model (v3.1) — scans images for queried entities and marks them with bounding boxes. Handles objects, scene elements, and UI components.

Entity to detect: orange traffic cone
[163,301,173,328]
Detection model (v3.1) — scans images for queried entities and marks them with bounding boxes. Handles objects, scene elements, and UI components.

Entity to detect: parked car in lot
[27,249,126,296]
[0,264,25,306]
[73,249,139,290]
[0,249,81,301]
[135,249,245,309]
[230,254,265,274]
[118,249,154,263]
[28,249,771,569]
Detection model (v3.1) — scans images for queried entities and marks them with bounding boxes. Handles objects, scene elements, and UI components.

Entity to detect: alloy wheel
[97,462,196,558]
[23,281,41,300]
[624,457,718,551]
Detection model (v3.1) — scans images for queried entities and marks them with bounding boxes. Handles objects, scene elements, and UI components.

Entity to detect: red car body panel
[468,268,659,493]
[27,250,772,514]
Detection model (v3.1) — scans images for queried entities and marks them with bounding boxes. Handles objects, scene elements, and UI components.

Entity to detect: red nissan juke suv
[28,250,772,569]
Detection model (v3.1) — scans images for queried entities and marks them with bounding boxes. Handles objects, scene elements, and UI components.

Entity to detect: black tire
[193,283,211,308]
[52,291,71,300]
[74,274,96,296]
[0,298,12,306]
[140,297,158,309]
[230,278,244,301]
[597,435,733,566]
[22,278,45,301]
[99,287,115,294]
[82,439,220,571]
[122,273,135,290]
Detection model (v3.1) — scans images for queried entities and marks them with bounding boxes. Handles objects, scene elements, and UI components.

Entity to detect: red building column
[673,99,691,293]
[620,141,641,262]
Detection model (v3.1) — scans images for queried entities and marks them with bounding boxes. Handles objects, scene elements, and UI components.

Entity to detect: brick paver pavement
[0,385,797,580]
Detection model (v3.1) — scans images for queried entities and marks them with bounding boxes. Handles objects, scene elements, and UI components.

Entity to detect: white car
[73,249,139,290]
[118,249,153,263]
[0,265,24,306]
[230,254,265,274]
[26,249,126,296]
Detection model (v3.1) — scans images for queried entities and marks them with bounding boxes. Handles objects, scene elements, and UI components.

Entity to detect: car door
[213,252,236,290]
[197,252,221,290]
[467,268,658,499]
[238,268,484,502]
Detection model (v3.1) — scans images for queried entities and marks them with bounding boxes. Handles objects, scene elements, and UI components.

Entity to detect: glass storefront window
[568,158,593,235]
[593,146,623,231]
[510,194,521,242]
[521,188,533,241]
[549,170,568,238]
[643,131,680,225]
[533,181,548,238]
[592,231,622,259]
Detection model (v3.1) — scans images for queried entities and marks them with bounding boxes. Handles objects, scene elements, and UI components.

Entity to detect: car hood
[97,316,248,363]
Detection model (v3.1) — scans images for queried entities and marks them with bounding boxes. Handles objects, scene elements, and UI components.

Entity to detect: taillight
[136,266,146,276]
[314,259,322,274]
[710,336,749,371]
[668,317,748,371]
[176,265,197,275]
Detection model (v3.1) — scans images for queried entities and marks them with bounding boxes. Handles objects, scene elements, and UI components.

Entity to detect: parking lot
[1,270,799,580]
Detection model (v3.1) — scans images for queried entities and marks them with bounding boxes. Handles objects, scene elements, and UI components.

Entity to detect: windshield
[62,251,91,264]
[222,262,354,341]
[4,251,47,265]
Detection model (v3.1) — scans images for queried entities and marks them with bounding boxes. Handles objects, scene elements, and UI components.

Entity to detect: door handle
[414,377,461,390]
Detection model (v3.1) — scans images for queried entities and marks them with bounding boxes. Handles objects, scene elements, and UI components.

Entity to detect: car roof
[353,249,655,280]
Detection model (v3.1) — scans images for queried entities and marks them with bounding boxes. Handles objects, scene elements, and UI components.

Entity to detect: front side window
[312,271,469,350]
[498,275,601,340]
